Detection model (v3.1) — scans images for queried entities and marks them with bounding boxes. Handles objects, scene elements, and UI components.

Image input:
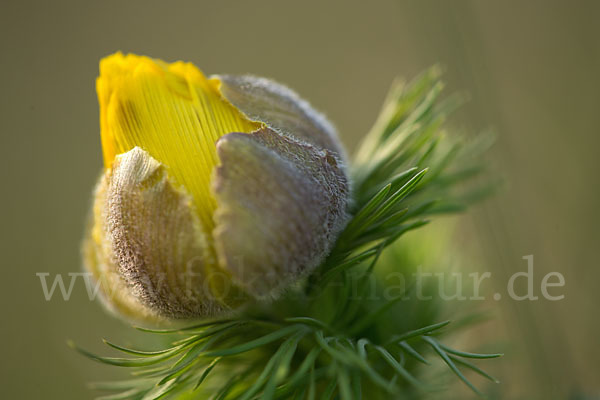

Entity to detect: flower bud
[83,53,349,323]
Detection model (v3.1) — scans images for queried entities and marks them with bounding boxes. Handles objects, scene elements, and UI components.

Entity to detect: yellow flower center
[97,52,262,232]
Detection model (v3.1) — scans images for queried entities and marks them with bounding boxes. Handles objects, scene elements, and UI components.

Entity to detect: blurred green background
[1,1,598,398]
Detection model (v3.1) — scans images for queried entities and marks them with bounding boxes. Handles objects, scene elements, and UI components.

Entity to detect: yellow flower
[84,52,349,324]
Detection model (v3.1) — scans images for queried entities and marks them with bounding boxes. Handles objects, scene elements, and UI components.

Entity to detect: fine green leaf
[203,324,301,357]
[373,345,423,389]
[422,336,483,396]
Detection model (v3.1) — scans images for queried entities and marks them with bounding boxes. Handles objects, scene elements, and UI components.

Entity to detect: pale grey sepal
[213,128,350,298]
[216,74,348,163]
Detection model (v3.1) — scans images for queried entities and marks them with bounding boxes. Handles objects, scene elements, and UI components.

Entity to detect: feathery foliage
[73,67,500,399]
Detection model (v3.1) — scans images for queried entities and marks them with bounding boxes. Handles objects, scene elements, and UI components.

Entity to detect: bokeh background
[1,1,598,398]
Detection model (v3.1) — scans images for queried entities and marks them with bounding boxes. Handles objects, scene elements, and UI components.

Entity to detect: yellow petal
[97,52,262,231]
